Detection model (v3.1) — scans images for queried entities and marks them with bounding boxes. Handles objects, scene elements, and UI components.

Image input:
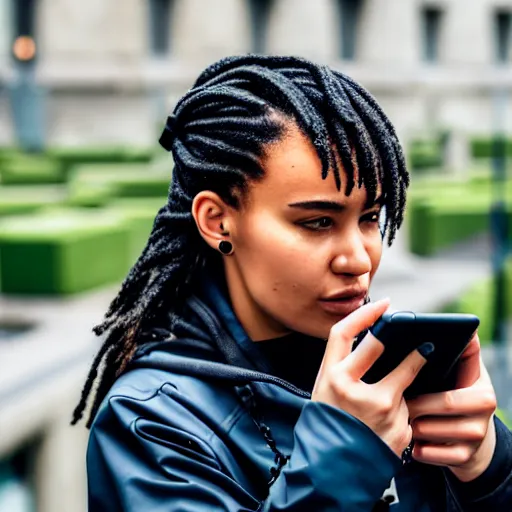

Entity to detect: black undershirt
[254,332,327,394]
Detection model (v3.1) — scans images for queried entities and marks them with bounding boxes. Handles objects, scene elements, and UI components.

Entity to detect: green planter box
[68,163,150,176]
[441,280,495,344]
[471,137,512,159]
[0,185,68,217]
[406,178,512,256]
[408,199,492,256]
[69,165,170,199]
[408,141,443,171]
[0,212,131,295]
[441,259,512,344]
[66,180,117,208]
[0,147,21,165]
[48,146,155,170]
[106,198,165,263]
[0,155,65,185]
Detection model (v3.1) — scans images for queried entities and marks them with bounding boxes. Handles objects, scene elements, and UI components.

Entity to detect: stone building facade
[0,0,510,149]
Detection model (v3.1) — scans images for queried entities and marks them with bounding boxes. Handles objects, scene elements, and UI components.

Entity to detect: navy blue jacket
[87,277,512,511]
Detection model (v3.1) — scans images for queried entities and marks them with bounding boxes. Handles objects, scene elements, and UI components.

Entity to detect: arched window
[421,6,443,63]
[495,10,511,64]
[247,0,273,54]
[149,0,175,57]
[335,0,363,61]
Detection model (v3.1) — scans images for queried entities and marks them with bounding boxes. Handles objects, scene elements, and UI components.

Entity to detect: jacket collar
[194,269,274,375]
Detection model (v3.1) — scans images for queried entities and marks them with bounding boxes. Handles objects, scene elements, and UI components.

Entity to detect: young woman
[73,55,512,511]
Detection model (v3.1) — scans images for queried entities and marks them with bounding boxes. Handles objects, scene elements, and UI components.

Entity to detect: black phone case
[361,311,480,398]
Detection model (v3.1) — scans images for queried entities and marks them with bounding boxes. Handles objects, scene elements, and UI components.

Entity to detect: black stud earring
[218,241,233,255]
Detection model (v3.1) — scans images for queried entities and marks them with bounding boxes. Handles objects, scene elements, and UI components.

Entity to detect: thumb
[323,298,391,367]
[455,334,482,389]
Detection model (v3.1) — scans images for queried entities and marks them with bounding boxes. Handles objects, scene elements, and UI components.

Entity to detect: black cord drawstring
[402,440,414,465]
[234,384,290,486]
[235,383,400,509]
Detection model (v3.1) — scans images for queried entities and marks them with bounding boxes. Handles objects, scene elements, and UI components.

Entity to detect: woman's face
[222,125,384,341]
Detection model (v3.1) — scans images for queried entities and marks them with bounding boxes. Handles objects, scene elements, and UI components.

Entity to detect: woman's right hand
[312,299,430,458]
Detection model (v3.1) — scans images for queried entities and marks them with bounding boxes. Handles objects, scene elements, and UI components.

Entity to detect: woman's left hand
[406,333,498,482]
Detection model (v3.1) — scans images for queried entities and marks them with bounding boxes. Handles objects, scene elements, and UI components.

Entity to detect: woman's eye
[361,211,380,224]
[301,217,333,230]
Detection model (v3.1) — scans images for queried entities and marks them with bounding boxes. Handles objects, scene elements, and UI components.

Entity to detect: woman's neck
[223,264,292,342]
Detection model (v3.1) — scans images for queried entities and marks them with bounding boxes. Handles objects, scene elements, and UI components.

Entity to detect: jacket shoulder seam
[107,381,176,405]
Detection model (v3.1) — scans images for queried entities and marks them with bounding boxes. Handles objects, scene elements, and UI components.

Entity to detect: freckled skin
[222,125,383,342]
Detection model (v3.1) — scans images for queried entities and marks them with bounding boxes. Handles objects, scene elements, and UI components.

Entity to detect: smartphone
[356,311,480,399]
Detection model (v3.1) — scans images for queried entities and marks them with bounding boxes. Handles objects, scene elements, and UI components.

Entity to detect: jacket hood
[124,271,309,488]
[127,271,310,399]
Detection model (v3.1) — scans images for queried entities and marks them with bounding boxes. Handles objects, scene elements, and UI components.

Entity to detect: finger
[340,332,385,380]
[379,342,433,392]
[407,386,497,421]
[323,298,390,366]
[411,415,489,444]
[455,333,481,389]
[412,441,478,467]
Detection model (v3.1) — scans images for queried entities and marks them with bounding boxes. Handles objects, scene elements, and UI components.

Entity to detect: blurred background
[0,0,511,510]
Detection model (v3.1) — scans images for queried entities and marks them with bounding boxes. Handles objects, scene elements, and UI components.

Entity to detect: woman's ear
[191,191,235,251]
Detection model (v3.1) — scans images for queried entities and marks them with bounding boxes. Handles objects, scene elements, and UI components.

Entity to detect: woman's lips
[318,294,366,315]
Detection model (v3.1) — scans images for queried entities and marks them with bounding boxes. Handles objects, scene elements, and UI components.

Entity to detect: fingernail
[418,342,435,359]
[374,298,390,307]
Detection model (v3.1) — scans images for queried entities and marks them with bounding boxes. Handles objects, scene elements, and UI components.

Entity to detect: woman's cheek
[368,239,383,279]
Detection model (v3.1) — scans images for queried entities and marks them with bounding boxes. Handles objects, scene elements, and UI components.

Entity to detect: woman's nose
[330,232,372,277]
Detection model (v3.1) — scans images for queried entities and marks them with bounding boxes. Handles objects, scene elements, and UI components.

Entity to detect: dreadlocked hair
[72,54,409,428]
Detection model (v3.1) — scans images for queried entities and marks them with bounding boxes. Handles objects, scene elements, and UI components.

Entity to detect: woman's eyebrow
[289,195,384,212]
[287,200,345,212]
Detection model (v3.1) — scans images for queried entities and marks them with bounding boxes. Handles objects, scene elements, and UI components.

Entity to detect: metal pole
[490,85,510,412]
